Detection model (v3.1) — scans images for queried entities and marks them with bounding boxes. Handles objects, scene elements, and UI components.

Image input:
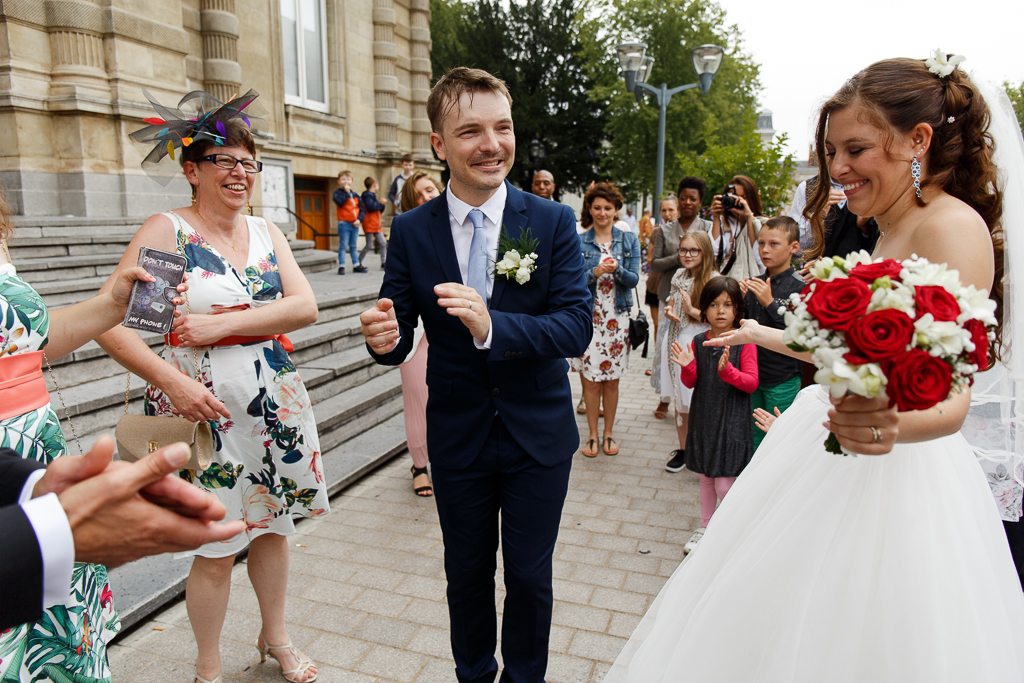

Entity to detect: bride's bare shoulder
[912,194,994,291]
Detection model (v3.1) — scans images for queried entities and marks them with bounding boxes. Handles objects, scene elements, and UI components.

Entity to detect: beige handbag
[115,223,213,471]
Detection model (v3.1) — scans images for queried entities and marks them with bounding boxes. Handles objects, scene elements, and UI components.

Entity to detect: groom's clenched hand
[436,283,490,341]
[360,298,400,355]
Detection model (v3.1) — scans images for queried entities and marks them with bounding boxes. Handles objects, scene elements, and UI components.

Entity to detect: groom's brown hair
[427,67,513,134]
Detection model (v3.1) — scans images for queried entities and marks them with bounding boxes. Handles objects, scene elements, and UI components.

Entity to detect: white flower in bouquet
[913,314,969,356]
[956,285,998,326]
[812,347,886,399]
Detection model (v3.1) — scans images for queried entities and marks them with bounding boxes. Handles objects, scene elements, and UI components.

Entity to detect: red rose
[844,309,915,362]
[849,259,903,283]
[914,285,961,322]
[883,348,953,411]
[805,277,872,331]
[964,318,990,370]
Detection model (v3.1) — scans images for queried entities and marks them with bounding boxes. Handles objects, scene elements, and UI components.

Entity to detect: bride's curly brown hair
[806,57,1004,357]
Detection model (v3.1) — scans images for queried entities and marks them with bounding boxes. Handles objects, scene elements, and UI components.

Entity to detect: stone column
[372,0,400,155]
[409,0,432,158]
[46,0,110,102]
[200,0,242,103]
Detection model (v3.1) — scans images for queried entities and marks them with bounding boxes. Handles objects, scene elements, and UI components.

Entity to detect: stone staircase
[9,216,408,629]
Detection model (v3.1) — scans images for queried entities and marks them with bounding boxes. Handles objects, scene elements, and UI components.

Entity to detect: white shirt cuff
[19,469,46,504]
[474,325,493,350]
[21,493,75,609]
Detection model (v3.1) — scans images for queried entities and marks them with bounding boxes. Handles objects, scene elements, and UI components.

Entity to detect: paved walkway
[109,341,701,682]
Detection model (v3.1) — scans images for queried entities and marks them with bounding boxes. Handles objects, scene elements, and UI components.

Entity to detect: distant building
[756,110,775,146]
[0,0,440,246]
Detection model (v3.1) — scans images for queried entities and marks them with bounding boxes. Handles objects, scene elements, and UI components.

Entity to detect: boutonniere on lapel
[493,225,539,285]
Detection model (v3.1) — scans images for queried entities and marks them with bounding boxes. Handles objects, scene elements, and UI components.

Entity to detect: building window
[281,0,328,111]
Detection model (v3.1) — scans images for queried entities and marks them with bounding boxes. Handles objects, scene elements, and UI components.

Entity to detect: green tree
[594,0,763,204]
[429,0,608,195]
[677,119,795,215]
[1006,80,1024,131]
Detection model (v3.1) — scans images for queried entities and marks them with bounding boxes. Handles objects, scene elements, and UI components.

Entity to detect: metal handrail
[250,204,334,239]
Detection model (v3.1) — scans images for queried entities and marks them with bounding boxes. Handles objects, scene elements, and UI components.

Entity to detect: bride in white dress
[606,57,1024,682]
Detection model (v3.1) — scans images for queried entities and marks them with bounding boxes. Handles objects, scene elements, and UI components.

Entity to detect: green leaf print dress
[0,263,119,683]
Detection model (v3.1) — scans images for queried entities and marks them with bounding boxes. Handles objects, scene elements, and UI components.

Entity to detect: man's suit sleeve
[488,204,592,361]
[368,214,417,366]
[0,448,46,629]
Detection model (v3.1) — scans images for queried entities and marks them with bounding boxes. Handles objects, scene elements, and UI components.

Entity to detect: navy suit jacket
[0,448,46,629]
[372,181,592,469]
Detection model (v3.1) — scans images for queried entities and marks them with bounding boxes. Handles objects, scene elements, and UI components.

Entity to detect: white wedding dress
[605,386,1024,682]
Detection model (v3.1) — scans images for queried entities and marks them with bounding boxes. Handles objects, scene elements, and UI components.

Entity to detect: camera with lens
[720,183,738,211]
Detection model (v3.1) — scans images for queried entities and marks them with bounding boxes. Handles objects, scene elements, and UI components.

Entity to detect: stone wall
[0,0,438,218]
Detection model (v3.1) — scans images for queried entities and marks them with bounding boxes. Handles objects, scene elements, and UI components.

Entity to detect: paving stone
[354,644,428,681]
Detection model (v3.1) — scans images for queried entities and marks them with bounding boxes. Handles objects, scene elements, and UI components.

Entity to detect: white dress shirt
[445,183,507,350]
[19,470,74,609]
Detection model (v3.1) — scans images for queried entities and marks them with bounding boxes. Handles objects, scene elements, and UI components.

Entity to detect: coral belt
[165,333,294,352]
[0,351,51,421]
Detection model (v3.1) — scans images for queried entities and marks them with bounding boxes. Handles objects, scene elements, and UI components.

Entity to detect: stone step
[8,235,136,259]
[25,247,338,307]
[106,414,410,631]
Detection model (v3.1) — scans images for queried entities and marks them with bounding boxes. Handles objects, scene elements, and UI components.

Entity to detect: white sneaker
[683,527,706,555]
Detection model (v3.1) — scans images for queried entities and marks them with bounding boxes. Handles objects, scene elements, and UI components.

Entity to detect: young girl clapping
[670,276,758,554]
[662,231,718,473]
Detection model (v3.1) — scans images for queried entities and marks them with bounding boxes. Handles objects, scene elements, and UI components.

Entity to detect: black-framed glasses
[678,248,702,257]
[197,154,263,173]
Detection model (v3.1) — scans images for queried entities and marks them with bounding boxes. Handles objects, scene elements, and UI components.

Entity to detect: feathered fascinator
[130,88,268,185]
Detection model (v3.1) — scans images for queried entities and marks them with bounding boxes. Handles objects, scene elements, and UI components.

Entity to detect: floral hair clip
[925,49,965,78]
[947,116,956,123]
[130,88,268,185]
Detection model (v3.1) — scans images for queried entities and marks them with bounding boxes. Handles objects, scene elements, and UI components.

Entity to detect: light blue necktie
[467,208,488,305]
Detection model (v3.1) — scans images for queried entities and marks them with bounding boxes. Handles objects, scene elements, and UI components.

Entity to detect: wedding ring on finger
[870,426,882,444]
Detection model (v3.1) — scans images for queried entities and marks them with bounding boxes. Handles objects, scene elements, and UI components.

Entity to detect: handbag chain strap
[122,213,202,416]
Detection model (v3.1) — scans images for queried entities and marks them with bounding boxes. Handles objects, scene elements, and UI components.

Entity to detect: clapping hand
[360,298,400,355]
[744,277,773,308]
[753,406,781,434]
[436,283,490,341]
[40,436,245,567]
[669,340,694,367]
[828,187,847,207]
[663,301,682,323]
[717,346,732,374]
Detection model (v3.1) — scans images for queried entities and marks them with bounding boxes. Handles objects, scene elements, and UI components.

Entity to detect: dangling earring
[911,153,922,199]
[191,194,197,207]
[247,202,253,215]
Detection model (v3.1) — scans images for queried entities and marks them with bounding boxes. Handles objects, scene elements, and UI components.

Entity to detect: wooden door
[295,191,331,251]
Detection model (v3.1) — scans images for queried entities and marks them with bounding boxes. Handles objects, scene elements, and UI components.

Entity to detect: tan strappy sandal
[257,632,317,682]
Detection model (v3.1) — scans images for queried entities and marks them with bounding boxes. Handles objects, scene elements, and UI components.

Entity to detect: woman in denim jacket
[572,182,641,457]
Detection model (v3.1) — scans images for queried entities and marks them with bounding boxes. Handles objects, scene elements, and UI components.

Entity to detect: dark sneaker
[337,266,345,275]
[665,449,686,472]
[353,265,369,273]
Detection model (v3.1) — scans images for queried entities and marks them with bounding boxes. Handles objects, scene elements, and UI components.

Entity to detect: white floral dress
[148,213,330,558]
[575,243,630,381]
[660,268,716,418]
[0,263,120,681]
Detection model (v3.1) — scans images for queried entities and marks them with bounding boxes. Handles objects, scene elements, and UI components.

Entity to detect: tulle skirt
[606,386,1024,682]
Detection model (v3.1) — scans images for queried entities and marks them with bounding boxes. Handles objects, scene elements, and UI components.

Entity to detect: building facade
[0,0,438,243]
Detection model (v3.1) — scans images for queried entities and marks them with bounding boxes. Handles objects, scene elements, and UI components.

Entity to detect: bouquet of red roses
[783,251,997,454]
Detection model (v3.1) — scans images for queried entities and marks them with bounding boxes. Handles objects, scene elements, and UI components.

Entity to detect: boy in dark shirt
[742,216,804,449]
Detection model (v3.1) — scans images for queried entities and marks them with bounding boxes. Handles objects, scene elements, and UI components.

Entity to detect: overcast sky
[716,0,1023,161]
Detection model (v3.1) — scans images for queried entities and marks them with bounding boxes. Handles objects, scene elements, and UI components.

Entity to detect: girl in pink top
[670,276,757,553]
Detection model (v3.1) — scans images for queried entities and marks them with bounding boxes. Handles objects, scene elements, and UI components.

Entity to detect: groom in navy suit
[360,67,591,682]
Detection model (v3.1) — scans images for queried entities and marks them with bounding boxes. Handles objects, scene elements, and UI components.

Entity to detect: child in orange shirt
[359,176,387,270]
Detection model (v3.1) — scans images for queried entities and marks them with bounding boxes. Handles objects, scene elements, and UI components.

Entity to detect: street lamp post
[615,43,725,219]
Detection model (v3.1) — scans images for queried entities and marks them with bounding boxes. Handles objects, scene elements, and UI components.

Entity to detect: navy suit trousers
[431,417,572,683]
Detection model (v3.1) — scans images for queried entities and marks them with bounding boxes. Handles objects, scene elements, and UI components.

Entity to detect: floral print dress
[0,262,120,682]
[576,243,630,381]
[149,213,329,559]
